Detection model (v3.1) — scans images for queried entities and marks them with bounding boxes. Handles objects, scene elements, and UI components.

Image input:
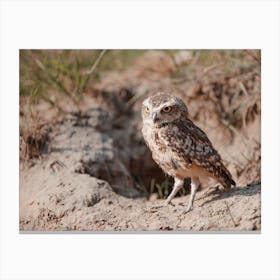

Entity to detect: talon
[183,205,193,214]
[165,200,175,207]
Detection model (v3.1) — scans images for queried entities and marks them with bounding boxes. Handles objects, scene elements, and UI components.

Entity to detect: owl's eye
[145,107,150,113]
[162,106,172,113]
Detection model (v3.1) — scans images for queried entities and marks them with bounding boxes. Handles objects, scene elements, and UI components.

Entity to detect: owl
[141,92,236,213]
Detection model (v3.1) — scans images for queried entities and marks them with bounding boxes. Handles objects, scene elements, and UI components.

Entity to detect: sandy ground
[20,50,261,231]
[20,164,260,231]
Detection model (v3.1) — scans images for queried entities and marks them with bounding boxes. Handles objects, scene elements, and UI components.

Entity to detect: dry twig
[224,201,238,227]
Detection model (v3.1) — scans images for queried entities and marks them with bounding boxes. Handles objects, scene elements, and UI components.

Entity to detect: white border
[1,1,279,279]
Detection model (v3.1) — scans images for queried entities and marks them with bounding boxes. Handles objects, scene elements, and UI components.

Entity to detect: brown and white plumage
[141,92,235,212]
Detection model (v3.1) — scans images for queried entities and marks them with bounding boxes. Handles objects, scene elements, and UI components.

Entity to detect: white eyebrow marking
[142,99,149,106]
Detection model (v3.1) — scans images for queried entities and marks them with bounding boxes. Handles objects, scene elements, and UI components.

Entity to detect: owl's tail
[218,165,236,189]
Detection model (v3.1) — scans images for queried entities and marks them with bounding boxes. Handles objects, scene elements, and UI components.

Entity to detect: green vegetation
[136,177,189,199]
[20,49,146,109]
[20,49,260,110]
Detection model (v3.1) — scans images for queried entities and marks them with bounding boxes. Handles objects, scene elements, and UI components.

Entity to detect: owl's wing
[159,119,235,188]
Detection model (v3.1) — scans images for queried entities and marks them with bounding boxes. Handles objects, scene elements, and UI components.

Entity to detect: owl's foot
[165,199,175,207]
[182,204,193,214]
[149,200,175,211]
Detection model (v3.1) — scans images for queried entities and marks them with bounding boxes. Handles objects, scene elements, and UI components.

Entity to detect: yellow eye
[162,106,172,113]
[145,107,150,113]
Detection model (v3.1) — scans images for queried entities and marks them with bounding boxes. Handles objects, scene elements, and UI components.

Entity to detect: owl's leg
[166,177,184,206]
[185,177,200,213]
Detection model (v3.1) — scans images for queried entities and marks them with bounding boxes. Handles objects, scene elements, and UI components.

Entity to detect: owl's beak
[152,112,159,123]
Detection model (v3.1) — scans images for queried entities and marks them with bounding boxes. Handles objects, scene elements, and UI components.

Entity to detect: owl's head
[142,93,189,127]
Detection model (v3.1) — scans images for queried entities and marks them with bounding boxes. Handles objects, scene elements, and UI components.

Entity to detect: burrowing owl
[141,92,236,212]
